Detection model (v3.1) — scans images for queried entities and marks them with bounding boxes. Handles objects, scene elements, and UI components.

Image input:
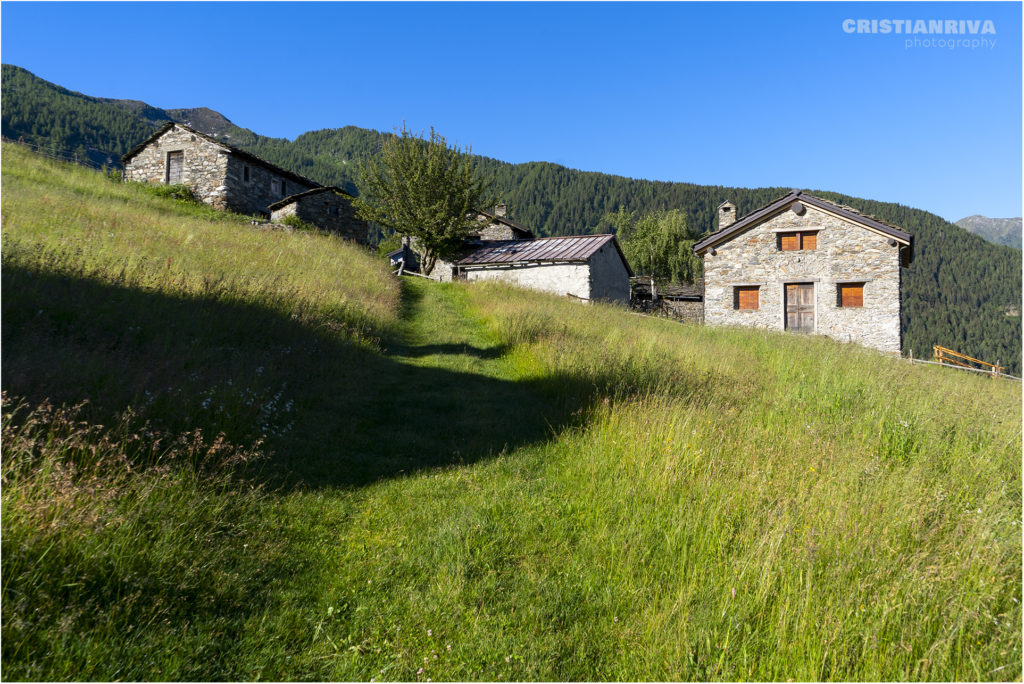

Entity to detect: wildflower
[505,656,511,663]
[427,629,432,637]
[446,644,451,651]
[731,587,736,599]
[417,668,424,675]
[613,616,619,623]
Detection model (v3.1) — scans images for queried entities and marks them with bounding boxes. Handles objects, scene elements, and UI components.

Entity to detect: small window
[243,165,250,182]
[271,179,280,194]
[778,231,818,251]
[734,286,760,310]
[281,181,286,196]
[837,283,864,307]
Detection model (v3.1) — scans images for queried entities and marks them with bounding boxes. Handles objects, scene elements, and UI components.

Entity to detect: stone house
[268,187,366,242]
[454,233,633,305]
[122,122,366,242]
[692,190,913,353]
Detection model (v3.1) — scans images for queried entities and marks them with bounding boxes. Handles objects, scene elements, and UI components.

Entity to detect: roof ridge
[122,121,322,190]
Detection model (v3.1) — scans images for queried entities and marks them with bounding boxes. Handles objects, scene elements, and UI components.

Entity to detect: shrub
[278,214,317,232]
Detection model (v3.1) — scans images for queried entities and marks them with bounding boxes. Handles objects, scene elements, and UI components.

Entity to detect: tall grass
[2,145,1020,680]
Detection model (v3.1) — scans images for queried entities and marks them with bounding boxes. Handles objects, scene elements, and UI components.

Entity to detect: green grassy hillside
[2,145,1021,681]
[3,63,1019,373]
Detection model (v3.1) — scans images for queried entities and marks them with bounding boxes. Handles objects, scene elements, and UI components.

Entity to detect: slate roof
[267,186,353,212]
[692,190,914,266]
[121,121,322,190]
[456,234,633,275]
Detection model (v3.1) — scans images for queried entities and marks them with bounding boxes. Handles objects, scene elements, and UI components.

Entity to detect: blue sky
[2,1,1021,221]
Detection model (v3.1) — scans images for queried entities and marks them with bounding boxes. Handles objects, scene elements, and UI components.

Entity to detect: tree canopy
[609,208,703,285]
[352,126,494,274]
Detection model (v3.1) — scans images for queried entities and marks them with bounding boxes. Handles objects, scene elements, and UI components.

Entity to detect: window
[837,282,864,307]
[327,205,338,216]
[243,165,250,182]
[778,231,818,251]
[734,286,760,310]
[281,181,286,196]
[271,179,280,194]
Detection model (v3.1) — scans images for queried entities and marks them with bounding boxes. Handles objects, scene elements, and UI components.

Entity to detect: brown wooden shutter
[735,286,759,310]
[839,283,864,307]
[779,231,818,250]
[167,151,183,184]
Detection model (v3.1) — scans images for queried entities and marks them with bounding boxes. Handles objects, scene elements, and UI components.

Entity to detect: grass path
[3,147,1020,681]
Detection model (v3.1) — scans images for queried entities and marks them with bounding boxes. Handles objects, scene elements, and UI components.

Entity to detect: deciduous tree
[354,126,494,274]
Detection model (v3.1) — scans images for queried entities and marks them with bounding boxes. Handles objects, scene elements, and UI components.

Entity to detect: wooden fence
[906,345,1021,381]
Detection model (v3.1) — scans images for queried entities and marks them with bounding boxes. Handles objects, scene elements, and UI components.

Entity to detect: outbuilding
[268,187,366,242]
[454,233,633,305]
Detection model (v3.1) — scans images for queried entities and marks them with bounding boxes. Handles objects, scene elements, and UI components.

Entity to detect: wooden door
[167,151,183,184]
[785,283,814,332]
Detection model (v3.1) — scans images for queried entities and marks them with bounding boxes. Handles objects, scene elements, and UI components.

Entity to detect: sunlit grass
[2,146,1020,681]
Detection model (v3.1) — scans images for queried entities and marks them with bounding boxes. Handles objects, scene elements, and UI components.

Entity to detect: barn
[452,234,633,305]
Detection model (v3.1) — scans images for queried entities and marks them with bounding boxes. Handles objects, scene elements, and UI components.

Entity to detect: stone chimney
[718,201,737,231]
[494,203,507,217]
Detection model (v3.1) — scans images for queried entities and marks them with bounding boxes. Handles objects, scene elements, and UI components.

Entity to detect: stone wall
[270,191,367,243]
[586,242,631,305]
[475,221,521,241]
[124,125,230,209]
[463,262,591,301]
[702,203,903,353]
[225,155,316,217]
[633,299,704,323]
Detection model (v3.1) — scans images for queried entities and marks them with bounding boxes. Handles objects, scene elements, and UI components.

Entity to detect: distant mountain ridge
[1,63,1020,372]
[955,215,1022,249]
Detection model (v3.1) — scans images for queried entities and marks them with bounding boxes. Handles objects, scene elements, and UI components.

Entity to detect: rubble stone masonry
[702,203,903,353]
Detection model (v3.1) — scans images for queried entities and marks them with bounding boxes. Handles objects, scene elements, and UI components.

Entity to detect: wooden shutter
[167,151,183,184]
[778,231,817,250]
[839,283,864,307]
[735,286,759,310]
[785,283,814,332]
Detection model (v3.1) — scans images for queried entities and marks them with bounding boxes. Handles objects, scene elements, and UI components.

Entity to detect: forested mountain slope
[2,63,1019,372]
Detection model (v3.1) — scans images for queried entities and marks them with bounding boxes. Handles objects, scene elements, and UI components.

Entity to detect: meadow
[2,144,1021,681]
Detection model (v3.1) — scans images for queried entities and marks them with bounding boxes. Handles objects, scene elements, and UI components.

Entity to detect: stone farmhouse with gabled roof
[122,122,366,242]
[693,189,913,353]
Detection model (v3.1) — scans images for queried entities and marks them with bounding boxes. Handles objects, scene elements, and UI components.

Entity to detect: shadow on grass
[1,264,607,490]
